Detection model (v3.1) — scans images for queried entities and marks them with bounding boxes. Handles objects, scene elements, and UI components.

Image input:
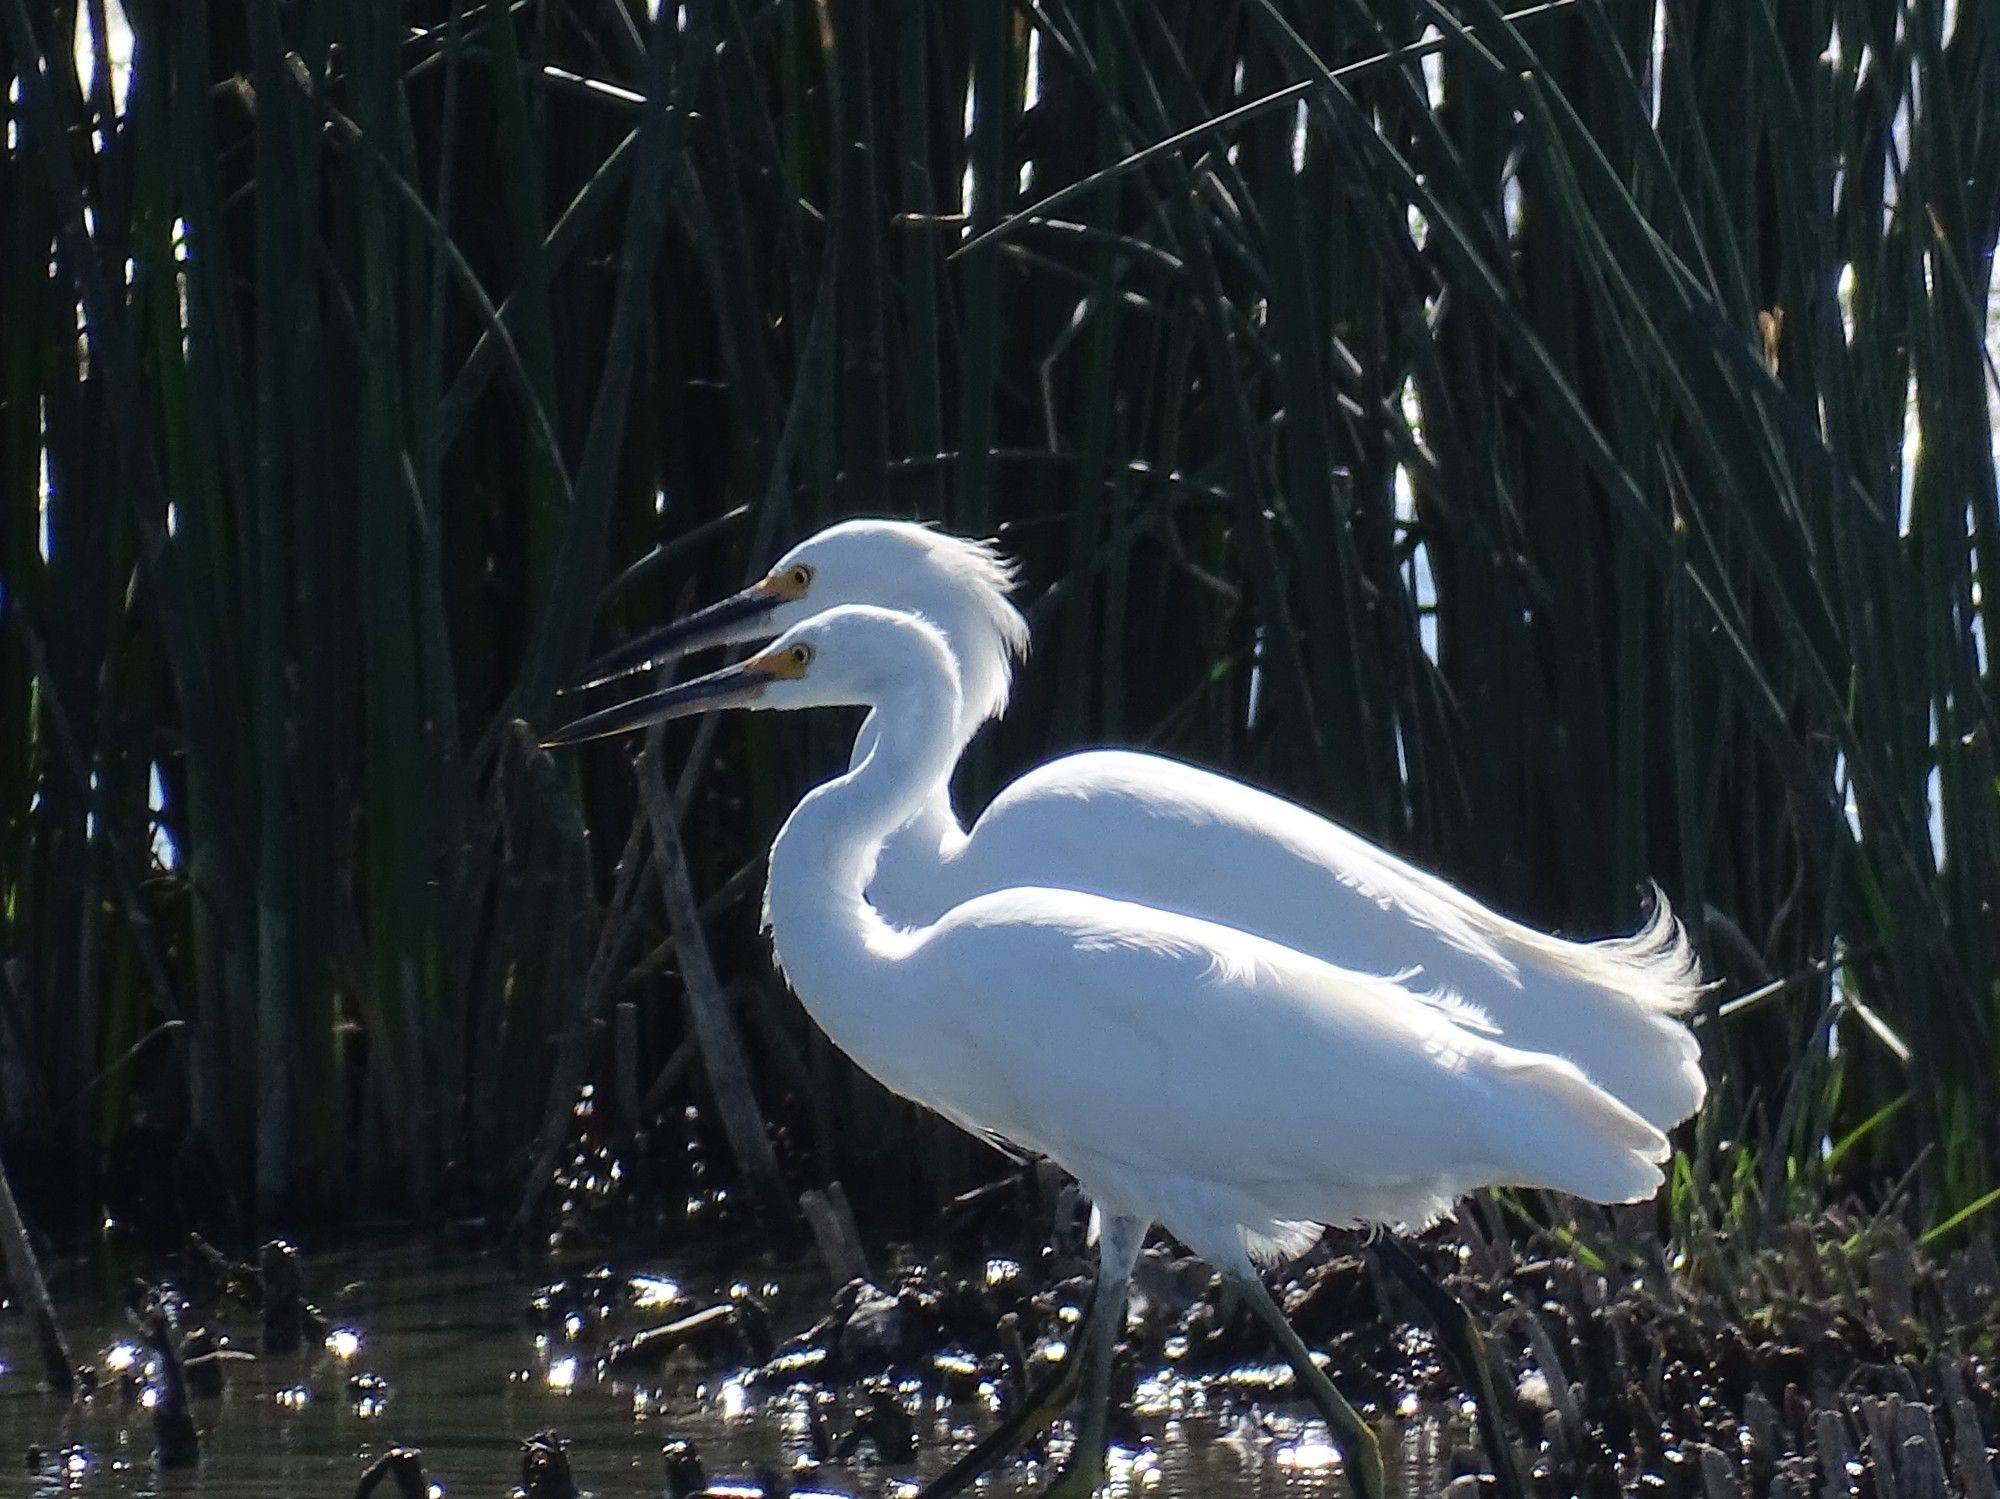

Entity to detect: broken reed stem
[635,741,787,1222]
[353,1448,429,1499]
[134,1293,200,1466]
[0,1151,76,1393]
[800,1184,871,1285]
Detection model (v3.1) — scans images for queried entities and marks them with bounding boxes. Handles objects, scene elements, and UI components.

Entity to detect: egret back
[851,887,1669,1257]
[864,749,1707,1133]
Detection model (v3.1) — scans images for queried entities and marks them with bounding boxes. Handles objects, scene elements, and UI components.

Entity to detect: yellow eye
[788,643,814,669]
[789,564,814,589]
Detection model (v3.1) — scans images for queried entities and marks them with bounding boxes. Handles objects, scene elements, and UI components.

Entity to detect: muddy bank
[691,1198,1998,1496]
[1,1201,1994,1496]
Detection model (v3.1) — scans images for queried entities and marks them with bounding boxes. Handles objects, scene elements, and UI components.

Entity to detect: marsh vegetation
[2,0,1998,1489]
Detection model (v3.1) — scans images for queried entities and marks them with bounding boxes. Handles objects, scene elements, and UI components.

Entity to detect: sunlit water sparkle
[0,1243,1465,1496]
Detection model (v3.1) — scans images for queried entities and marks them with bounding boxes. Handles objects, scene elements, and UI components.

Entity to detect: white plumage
[555,603,1674,1251]
[579,518,1707,1134]
[548,602,1699,1499]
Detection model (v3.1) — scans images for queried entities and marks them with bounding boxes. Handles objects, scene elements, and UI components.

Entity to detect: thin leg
[1045,1212,1147,1497]
[918,1213,1145,1499]
[1223,1260,1387,1499]
[1372,1237,1527,1499]
[917,1355,1084,1499]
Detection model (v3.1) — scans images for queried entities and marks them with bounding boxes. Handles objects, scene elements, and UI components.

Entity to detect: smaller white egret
[545,606,1675,1499]
[569,519,1706,1136]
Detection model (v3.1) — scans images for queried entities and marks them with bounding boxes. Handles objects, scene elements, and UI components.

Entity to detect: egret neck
[845,572,1012,872]
[763,642,966,1084]
[847,704,970,877]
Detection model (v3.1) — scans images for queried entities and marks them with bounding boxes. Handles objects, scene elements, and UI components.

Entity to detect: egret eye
[788,643,814,669]
[761,562,816,601]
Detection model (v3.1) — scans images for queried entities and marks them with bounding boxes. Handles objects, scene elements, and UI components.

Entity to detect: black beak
[540,659,776,747]
[565,586,782,695]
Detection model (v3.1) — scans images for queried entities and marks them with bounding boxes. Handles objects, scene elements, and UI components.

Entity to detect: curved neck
[847,707,971,852]
[768,669,965,970]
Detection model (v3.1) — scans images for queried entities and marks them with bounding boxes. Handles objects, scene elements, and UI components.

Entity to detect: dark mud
[0,1200,1995,1497]
[1,1238,1399,1497]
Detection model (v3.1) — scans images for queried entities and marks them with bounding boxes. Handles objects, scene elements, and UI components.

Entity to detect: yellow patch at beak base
[753,568,812,603]
[745,647,812,680]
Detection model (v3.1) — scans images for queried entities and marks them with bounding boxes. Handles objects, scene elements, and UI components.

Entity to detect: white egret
[570,519,1707,1133]
[545,606,1678,1499]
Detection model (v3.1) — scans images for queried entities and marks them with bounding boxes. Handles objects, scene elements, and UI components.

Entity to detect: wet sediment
[3,1200,1995,1496]
[518,1192,2000,1495]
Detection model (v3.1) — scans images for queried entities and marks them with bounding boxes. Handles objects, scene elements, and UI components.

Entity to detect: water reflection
[0,1243,1448,1496]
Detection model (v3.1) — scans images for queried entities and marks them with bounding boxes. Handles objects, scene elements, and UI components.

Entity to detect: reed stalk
[0,0,1992,1239]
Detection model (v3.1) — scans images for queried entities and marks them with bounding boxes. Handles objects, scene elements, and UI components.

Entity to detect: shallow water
[1,1242,1463,1497]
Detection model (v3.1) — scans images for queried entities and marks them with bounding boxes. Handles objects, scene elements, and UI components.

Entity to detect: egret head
[570,520,1027,731]
[541,605,963,748]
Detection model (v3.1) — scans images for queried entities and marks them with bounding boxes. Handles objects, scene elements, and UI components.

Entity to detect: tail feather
[1510,882,1705,1016]
[1594,884,1708,1009]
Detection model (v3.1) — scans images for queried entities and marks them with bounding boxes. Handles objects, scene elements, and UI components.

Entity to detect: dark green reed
[0,0,1994,1238]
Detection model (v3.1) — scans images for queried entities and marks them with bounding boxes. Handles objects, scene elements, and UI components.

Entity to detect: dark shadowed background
[1,0,1996,1252]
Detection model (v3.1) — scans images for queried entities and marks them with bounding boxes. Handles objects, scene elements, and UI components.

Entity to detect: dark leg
[1222,1259,1387,1499]
[917,1213,1145,1499]
[1044,1212,1147,1497]
[1372,1236,1527,1499]
[917,1359,1082,1498]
